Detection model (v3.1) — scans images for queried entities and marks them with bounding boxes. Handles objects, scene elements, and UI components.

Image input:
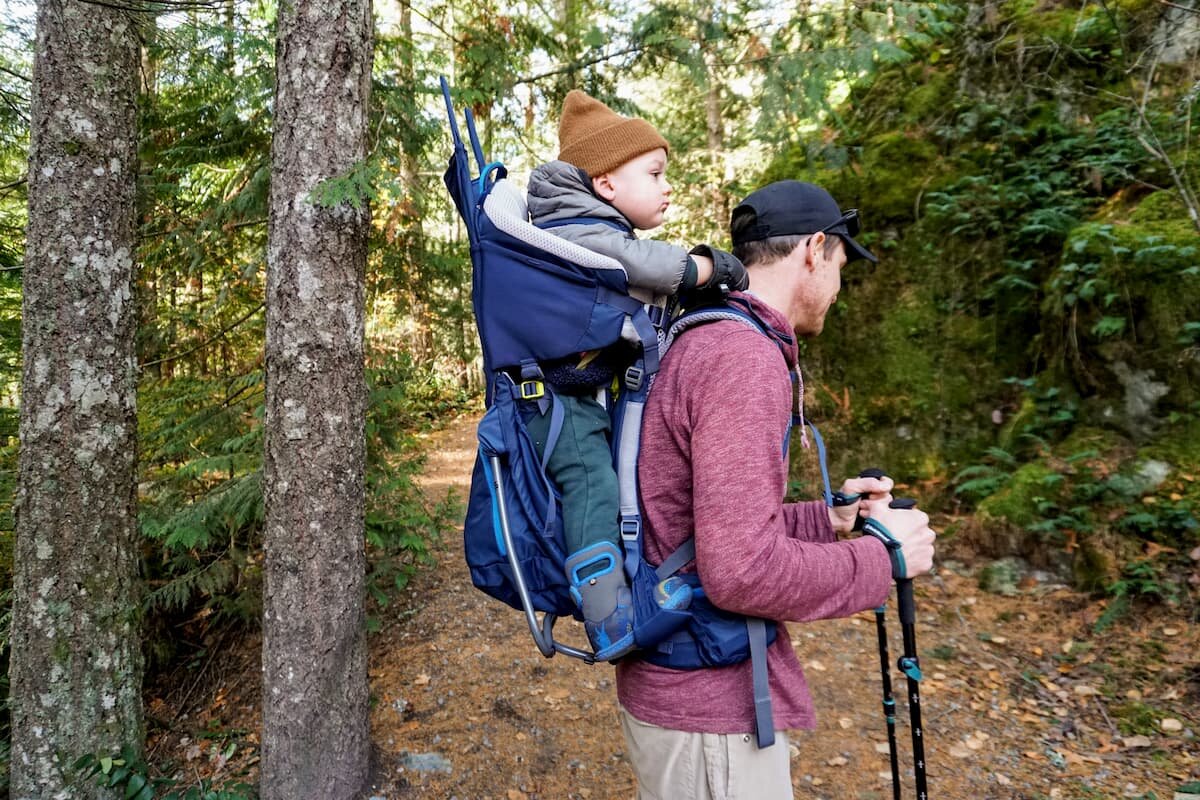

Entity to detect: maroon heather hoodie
[616,292,893,734]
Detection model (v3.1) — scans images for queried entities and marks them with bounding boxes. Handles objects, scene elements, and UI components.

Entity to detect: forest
[0,0,1197,797]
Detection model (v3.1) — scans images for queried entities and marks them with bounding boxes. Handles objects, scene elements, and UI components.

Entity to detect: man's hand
[863,505,936,580]
[828,473,894,535]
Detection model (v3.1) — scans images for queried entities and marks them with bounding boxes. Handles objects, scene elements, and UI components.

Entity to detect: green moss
[1129,191,1192,226]
[1004,0,1114,44]
[1113,701,1163,735]
[859,132,942,222]
[1042,217,1200,409]
[902,69,956,123]
[1072,538,1114,593]
[1140,418,1200,465]
[1058,425,1125,457]
[977,462,1057,528]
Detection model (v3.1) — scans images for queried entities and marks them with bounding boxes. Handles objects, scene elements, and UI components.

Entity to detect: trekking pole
[863,499,929,800]
[874,600,902,800]
[832,469,901,799]
[896,573,928,800]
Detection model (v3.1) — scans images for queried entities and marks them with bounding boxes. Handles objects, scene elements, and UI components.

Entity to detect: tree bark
[10,2,142,797]
[260,1,373,798]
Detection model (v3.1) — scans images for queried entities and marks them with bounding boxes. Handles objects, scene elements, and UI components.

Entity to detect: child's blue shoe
[566,542,693,662]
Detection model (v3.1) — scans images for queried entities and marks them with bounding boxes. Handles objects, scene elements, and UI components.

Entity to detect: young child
[523,90,748,661]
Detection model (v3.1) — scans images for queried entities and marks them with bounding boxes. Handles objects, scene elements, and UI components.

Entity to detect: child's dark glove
[681,245,748,308]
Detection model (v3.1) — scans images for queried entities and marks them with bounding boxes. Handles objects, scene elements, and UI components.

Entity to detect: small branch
[1157,0,1200,14]
[77,0,222,11]
[139,301,264,370]
[512,45,647,86]
[0,65,30,83]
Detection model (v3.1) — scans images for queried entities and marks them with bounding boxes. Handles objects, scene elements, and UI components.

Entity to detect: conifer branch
[140,301,264,369]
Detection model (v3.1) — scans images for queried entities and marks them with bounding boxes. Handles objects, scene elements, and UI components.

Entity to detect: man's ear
[804,232,825,271]
[592,173,616,201]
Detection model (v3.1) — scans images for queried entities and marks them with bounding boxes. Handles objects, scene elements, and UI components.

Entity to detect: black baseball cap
[731,180,877,264]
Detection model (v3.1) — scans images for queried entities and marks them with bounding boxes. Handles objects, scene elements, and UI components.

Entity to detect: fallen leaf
[1161,718,1184,732]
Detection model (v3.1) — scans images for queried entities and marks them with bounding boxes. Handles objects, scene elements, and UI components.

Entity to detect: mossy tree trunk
[260,1,373,797]
[10,2,142,797]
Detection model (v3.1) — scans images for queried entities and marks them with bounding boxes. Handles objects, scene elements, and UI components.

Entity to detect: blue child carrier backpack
[442,78,798,747]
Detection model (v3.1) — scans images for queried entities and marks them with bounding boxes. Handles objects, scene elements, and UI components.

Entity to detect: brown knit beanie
[557,90,669,177]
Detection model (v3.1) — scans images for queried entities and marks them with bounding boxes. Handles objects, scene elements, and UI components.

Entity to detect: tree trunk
[10,2,142,797]
[260,1,373,798]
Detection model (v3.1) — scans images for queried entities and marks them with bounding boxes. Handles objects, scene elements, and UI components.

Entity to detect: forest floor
[148,412,1200,800]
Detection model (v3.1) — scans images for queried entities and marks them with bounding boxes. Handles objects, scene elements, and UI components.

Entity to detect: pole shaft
[898,580,928,799]
[875,608,901,800]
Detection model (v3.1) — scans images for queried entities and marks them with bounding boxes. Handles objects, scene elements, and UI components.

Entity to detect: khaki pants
[619,707,793,800]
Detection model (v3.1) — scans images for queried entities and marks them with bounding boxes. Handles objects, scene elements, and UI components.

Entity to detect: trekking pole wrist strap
[861,518,907,581]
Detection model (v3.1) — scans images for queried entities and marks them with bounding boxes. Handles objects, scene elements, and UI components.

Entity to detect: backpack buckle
[624,366,644,392]
[519,380,545,400]
[620,517,641,543]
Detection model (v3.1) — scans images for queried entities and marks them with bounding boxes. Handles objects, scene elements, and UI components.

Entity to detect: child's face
[593,148,672,230]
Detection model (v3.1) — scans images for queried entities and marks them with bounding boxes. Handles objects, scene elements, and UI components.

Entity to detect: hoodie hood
[526,160,632,230]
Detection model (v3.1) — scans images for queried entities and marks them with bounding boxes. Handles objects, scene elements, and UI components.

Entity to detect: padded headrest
[483,179,625,274]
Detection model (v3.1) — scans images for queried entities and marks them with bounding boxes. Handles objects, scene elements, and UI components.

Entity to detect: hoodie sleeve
[685,327,894,623]
[553,222,689,296]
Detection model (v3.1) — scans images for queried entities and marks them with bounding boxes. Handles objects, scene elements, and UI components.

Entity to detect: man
[615,180,937,799]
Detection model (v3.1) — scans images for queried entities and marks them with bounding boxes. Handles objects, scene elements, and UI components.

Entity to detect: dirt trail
[365,413,1199,800]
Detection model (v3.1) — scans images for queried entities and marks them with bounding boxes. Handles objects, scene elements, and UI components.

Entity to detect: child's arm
[555,223,746,297]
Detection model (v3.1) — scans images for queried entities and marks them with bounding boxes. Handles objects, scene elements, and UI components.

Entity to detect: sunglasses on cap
[815,208,860,239]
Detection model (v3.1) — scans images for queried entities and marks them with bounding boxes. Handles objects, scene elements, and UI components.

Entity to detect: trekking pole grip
[861,498,917,582]
[831,467,887,532]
